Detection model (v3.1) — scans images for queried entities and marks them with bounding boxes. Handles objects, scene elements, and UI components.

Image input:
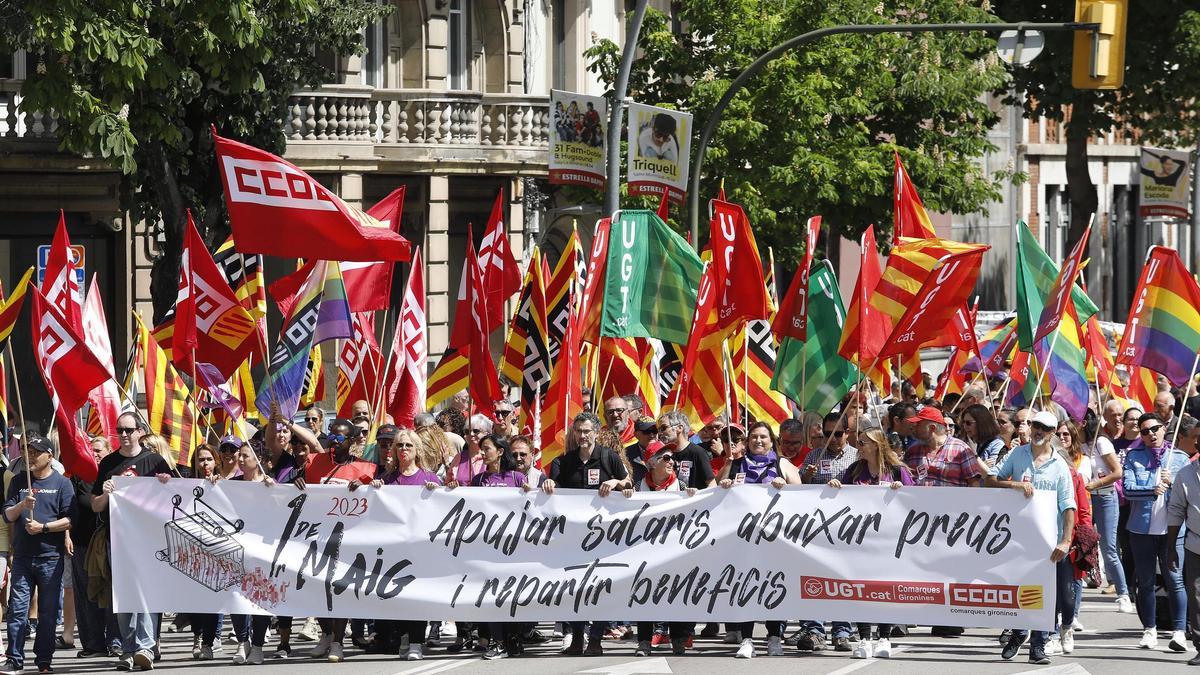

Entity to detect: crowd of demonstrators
[7,373,1200,671]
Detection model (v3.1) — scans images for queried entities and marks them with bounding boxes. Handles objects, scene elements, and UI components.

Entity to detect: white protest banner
[111,479,1056,629]
[627,103,692,203]
[1138,147,1192,219]
[550,89,607,190]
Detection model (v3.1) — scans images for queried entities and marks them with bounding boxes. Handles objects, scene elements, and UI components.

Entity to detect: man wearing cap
[2,433,75,675]
[303,425,376,488]
[990,410,1078,665]
[372,424,400,475]
[92,412,172,671]
[1123,412,1191,652]
[626,419,657,486]
[903,406,983,489]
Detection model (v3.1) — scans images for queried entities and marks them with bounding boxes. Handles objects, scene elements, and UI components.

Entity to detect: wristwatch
[41,523,47,534]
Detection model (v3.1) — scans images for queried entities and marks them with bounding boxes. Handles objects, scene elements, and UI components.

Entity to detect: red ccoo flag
[41,211,83,331]
[387,248,428,428]
[772,215,821,341]
[477,191,521,331]
[82,278,122,445]
[213,128,411,262]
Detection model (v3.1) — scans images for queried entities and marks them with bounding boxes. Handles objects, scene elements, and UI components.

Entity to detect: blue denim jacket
[1122,441,1190,535]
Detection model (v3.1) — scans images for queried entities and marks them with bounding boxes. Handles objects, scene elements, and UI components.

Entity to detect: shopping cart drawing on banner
[155,486,246,592]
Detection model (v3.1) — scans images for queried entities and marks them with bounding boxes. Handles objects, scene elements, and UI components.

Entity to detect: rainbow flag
[964,318,1017,375]
[1116,247,1200,387]
[1033,303,1090,420]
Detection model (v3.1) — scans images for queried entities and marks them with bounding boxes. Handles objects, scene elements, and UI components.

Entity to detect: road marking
[390,658,474,675]
[822,648,908,675]
[577,656,673,674]
[1010,663,1092,675]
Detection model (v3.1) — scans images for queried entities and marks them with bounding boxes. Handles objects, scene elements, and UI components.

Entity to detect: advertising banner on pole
[549,89,607,190]
[1139,147,1192,219]
[626,103,692,203]
[112,479,1057,629]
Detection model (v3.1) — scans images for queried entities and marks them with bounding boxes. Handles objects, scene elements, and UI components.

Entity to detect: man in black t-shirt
[2,432,76,674]
[92,412,171,671]
[542,412,629,655]
[656,411,716,489]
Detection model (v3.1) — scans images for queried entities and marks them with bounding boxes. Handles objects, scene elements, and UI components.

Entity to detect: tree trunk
[1064,100,1098,254]
[148,142,188,324]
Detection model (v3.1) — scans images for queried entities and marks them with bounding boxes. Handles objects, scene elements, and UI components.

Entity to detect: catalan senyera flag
[540,294,582,465]
[596,337,643,403]
[898,351,925,399]
[871,236,989,330]
[731,319,790,425]
[669,265,733,427]
[499,247,541,388]
[1084,314,1131,403]
[1127,365,1160,411]
[0,267,34,352]
[893,151,938,243]
[135,313,199,467]
[547,227,584,358]
[877,247,987,359]
[1116,246,1200,387]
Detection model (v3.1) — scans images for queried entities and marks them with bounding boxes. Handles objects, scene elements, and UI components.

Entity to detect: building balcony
[282,85,551,175]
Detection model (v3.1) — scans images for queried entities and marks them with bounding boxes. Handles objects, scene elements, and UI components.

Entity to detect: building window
[449,0,471,90]
[552,0,566,91]
[364,1,384,88]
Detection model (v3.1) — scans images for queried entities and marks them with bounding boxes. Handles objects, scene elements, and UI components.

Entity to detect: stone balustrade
[0,79,58,140]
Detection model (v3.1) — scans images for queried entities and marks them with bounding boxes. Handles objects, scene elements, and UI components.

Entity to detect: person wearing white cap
[990,410,1077,665]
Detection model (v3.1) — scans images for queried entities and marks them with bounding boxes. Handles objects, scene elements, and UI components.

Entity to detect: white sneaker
[308,635,332,658]
[328,642,344,663]
[1071,617,1085,631]
[1170,630,1189,652]
[1046,635,1063,655]
[561,633,573,652]
[767,636,784,656]
[852,642,873,659]
[1140,628,1158,649]
[247,646,264,665]
[298,618,321,642]
[233,641,249,665]
[1116,595,1135,614]
[735,638,755,659]
[1061,628,1074,654]
[874,639,892,658]
[724,630,743,644]
[406,645,423,661]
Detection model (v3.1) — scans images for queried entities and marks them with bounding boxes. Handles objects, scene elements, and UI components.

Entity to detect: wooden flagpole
[6,343,32,486]
[1170,353,1200,449]
[1030,328,1061,410]
[742,328,750,428]
[721,342,734,426]
[368,308,394,426]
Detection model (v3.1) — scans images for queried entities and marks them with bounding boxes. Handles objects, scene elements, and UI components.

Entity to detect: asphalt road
[27,589,1196,674]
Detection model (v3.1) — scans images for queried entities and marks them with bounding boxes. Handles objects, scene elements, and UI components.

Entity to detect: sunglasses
[305,417,321,423]
[1140,425,1164,436]
[116,427,138,435]
[495,410,514,418]
[469,428,488,435]
[513,452,530,459]
[605,409,627,416]
[825,429,844,438]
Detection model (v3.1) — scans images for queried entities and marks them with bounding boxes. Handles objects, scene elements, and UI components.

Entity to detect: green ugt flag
[601,210,704,345]
[1014,220,1100,352]
[771,261,857,414]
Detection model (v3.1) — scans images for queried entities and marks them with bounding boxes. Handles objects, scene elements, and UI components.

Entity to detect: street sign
[36,244,86,291]
[996,30,1045,66]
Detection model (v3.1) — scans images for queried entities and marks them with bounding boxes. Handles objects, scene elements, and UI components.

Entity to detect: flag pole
[1031,329,1061,410]
[949,369,985,414]
[369,308,394,426]
[1171,353,1200,449]
[825,353,883,452]
[722,342,734,426]
[6,343,32,486]
[597,339,617,406]
[742,328,750,428]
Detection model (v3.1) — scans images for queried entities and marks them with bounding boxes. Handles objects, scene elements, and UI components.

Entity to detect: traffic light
[1072,0,1128,89]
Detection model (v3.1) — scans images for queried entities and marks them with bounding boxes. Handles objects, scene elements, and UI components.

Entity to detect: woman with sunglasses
[216,436,243,480]
[1122,412,1191,651]
[1084,408,1131,613]
[225,441,277,666]
[717,421,803,658]
[364,429,440,661]
[447,435,530,660]
[447,415,492,487]
[826,427,912,659]
[961,404,1007,471]
[622,446,697,656]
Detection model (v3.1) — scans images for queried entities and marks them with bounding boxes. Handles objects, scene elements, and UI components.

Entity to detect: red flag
[772,215,822,341]
[893,151,937,244]
[1034,223,1092,344]
[656,193,670,221]
[212,128,411,262]
[340,186,407,312]
[335,313,381,418]
[478,191,521,331]
[41,211,83,331]
[82,278,121,445]
[268,259,319,320]
[579,218,611,344]
[878,248,988,359]
[166,213,258,380]
[709,199,770,331]
[387,248,427,428]
[541,296,583,465]
[466,227,502,416]
[837,226,887,364]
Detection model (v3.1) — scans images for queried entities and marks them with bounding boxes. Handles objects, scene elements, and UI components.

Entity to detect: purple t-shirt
[840,459,916,486]
[470,470,527,488]
[385,468,442,486]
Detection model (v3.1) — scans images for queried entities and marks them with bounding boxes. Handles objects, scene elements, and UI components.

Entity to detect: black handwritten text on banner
[110,479,1056,630]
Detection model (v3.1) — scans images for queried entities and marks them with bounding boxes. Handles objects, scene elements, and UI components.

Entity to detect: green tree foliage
[0,0,390,319]
[584,0,1013,265]
[993,2,1200,250]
